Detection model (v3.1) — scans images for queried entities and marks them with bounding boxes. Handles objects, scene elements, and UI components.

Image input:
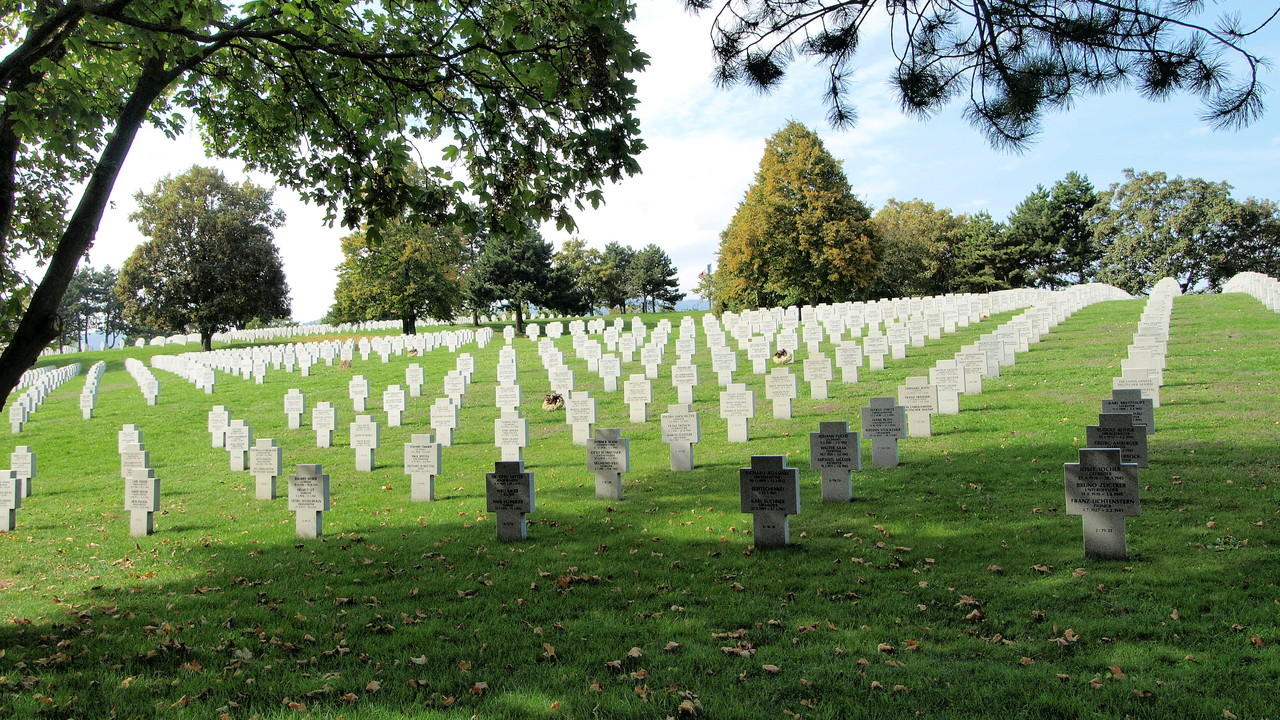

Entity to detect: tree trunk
[514,303,525,335]
[401,314,417,335]
[471,308,479,327]
[0,61,171,410]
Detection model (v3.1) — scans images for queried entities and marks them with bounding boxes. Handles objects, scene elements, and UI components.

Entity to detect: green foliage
[717,121,876,310]
[691,1,1272,145]
[950,211,1016,294]
[628,243,685,312]
[468,227,585,332]
[116,166,291,350]
[330,220,466,333]
[1005,172,1101,288]
[1090,169,1268,295]
[868,198,964,298]
[0,0,646,408]
[596,241,636,312]
[553,237,607,312]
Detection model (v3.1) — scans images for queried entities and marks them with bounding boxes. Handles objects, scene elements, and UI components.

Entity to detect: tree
[0,1,645,409]
[1208,198,1280,289]
[1005,172,1101,288]
[868,199,964,299]
[628,244,685,313]
[1091,169,1244,295]
[116,166,290,350]
[553,238,607,312]
[691,1,1272,146]
[330,220,466,334]
[56,267,97,352]
[717,121,877,310]
[951,212,1016,294]
[468,228,584,334]
[596,242,636,313]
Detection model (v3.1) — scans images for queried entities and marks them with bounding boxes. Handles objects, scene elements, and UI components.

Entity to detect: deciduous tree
[115,166,290,350]
[868,199,964,298]
[717,121,876,310]
[330,220,466,334]
[0,0,645,408]
[1091,169,1244,295]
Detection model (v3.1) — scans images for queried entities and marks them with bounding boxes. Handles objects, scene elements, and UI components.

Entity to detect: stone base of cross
[0,508,14,532]
[296,511,323,539]
[771,397,792,420]
[130,510,154,537]
[727,417,749,443]
[676,385,693,404]
[230,450,248,472]
[410,474,436,502]
[628,402,647,424]
[255,474,277,501]
[355,448,375,472]
[809,379,828,400]
[316,430,332,448]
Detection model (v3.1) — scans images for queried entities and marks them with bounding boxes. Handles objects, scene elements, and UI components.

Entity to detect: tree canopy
[629,244,685,313]
[690,1,1274,147]
[868,199,965,299]
[716,121,877,310]
[0,0,645,408]
[1092,169,1279,294]
[468,228,585,333]
[115,166,290,350]
[330,220,467,334]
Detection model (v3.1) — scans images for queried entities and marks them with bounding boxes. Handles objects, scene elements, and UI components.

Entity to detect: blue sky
[76,1,1280,322]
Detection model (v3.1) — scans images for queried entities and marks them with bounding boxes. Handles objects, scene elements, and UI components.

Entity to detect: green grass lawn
[0,293,1276,720]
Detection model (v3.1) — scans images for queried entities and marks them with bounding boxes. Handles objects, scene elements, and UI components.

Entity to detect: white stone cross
[660,403,701,471]
[586,428,630,500]
[494,410,529,462]
[404,433,442,502]
[124,467,160,537]
[350,415,381,471]
[249,438,283,500]
[312,401,337,448]
[284,389,307,429]
[764,367,798,419]
[288,464,331,539]
[1086,413,1149,468]
[9,445,34,499]
[719,383,756,443]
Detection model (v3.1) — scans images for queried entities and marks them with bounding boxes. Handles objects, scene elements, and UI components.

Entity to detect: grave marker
[10,446,34,498]
[586,428,630,500]
[430,398,459,446]
[0,470,19,531]
[764,367,798,419]
[249,439,283,500]
[719,383,756,442]
[803,354,833,399]
[623,374,652,423]
[739,455,801,548]
[348,375,370,412]
[897,377,938,437]
[284,389,306,429]
[861,397,907,468]
[1064,448,1140,559]
[1102,389,1155,435]
[124,467,160,537]
[405,434,442,501]
[383,384,407,427]
[288,464,331,538]
[929,360,965,415]
[120,442,150,480]
[226,419,252,472]
[118,424,143,453]
[1086,413,1149,468]
[660,403,701,471]
[494,410,529,462]
[312,401,337,448]
[671,361,699,404]
[565,391,597,445]
[406,363,425,397]
[350,415,381,471]
[809,421,860,502]
[486,460,535,541]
